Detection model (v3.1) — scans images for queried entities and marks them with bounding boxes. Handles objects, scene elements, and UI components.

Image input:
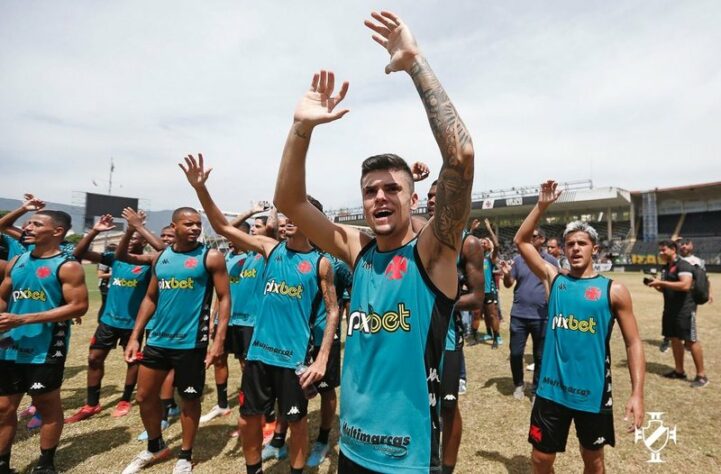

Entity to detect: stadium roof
[631,181,721,201]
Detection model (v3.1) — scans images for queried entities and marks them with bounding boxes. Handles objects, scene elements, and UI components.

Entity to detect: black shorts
[139,345,206,400]
[0,361,64,396]
[312,343,341,393]
[529,396,615,453]
[484,292,498,305]
[662,310,697,342]
[239,360,308,422]
[441,349,462,409]
[224,325,254,359]
[90,322,141,350]
[338,449,381,473]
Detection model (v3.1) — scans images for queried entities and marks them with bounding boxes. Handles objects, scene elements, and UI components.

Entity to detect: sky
[1,0,720,213]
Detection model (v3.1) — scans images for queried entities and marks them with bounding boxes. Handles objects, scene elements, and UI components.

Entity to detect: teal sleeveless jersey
[483,254,496,293]
[226,251,246,326]
[312,254,352,347]
[99,253,151,330]
[1,234,27,260]
[340,238,455,473]
[1,252,73,364]
[536,274,615,413]
[246,242,322,369]
[228,250,265,327]
[147,245,213,350]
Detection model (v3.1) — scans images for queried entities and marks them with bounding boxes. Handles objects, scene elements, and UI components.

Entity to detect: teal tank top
[99,253,151,330]
[483,254,496,293]
[228,250,266,327]
[312,254,352,347]
[1,252,73,364]
[147,245,213,350]
[536,274,615,413]
[246,242,322,369]
[340,238,455,473]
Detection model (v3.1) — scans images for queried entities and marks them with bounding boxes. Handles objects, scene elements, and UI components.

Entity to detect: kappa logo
[444,394,457,401]
[318,381,329,388]
[200,335,208,342]
[184,387,198,394]
[287,406,300,415]
[184,257,198,269]
[385,255,408,280]
[427,368,440,383]
[593,437,606,445]
[51,351,63,358]
[585,286,602,301]
[12,288,47,303]
[558,282,567,291]
[297,260,312,274]
[347,303,412,336]
[429,393,437,407]
[158,277,194,290]
[605,397,613,407]
[54,340,64,347]
[36,266,51,279]
[161,259,170,265]
[29,382,46,390]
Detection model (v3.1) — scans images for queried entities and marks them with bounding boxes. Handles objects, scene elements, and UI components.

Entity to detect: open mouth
[373,209,393,219]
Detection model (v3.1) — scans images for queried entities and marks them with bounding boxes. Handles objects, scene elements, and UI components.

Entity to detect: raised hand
[364,11,420,74]
[293,70,350,128]
[499,260,512,275]
[410,162,430,182]
[469,219,481,232]
[251,201,271,214]
[22,193,46,211]
[538,180,562,209]
[122,208,145,229]
[93,214,116,232]
[179,154,212,189]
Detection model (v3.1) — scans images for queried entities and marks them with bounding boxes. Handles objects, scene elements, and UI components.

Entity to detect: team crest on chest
[184,257,198,269]
[36,266,51,279]
[385,256,408,281]
[297,260,312,274]
[585,287,602,301]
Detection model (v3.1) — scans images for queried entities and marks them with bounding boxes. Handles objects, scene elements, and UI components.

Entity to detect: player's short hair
[172,207,199,222]
[307,195,323,213]
[563,221,598,245]
[36,210,72,235]
[535,227,546,238]
[658,239,677,251]
[238,221,250,233]
[254,216,268,225]
[361,154,414,190]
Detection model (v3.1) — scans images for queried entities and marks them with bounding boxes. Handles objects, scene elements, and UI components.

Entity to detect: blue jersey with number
[312,254,352,347]
[228,250,265,327]
[99,253,151,330]
[246,242,322,369]
[340,238,455,473]
[536,274,615,413]
[1,252,74,364]
[147,245,213,350]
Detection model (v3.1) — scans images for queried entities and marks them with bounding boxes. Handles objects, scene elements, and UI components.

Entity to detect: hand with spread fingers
[364,10,421,74]
[293,70,350,129]
[93,214,116,233]
[22,193,46,211]
[538,180,563,210]
[179,153,212,190]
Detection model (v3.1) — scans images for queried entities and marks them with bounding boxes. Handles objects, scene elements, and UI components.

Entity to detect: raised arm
[300,257,339,388]
[229,201,268,228]
[122,208,164,251]
[204,249,231,368]
[274,70,367,267]
[0,194,46,240]
[116,212,157,266]
[180,155,277,257]
[611,282,645,430]
[72,214,115,263]
[513,180,561,285]
[0,261,88,331]
[484,218,500,250]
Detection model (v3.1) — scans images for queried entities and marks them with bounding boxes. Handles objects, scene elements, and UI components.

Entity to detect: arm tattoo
[410,56,474,250]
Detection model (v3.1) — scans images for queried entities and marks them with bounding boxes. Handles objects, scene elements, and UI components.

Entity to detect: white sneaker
[526,363,535,371]
[199,405,231,424]
[458,379,467,395]
[513,385,525,400]
[172,459,193,473]
[121,448,170,474]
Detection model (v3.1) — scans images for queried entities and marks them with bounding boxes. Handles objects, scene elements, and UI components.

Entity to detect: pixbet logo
[264,279,303,299]
[12,288,47,302]
[112,278,139,288]
[158,277,194,290]
[551,314,597,334]
[635,412,677,463]
[347,303,412,336]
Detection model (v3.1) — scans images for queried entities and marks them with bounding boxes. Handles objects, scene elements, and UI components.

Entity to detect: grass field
[9,268,721,473]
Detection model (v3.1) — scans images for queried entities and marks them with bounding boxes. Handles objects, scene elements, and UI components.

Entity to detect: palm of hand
[294,90,338,124]
[385,26,419,72]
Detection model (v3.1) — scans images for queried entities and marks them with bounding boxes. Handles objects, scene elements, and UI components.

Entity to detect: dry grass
[9,269,721,473]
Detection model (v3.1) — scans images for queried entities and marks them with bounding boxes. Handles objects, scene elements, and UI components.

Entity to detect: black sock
[37,446,57,469]
[317,428,331,445]
[442,464,455,474]
[147,436,166,453]
[87,385,101,406]
[217,383,228,409]
[178,449,192,461]
[122,383,135,402]
[246,461,263,474]
[290,468,303,474]
[270,431,287,448]
[0,451,12,474]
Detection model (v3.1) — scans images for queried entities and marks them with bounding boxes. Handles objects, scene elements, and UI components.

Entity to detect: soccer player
[515,180,645,474]
[274,10,475,472]
[0,210,89,474]
[121,207,230,474]
[64,213,163,423]
[427,180,485,473]
[180,155,339,474]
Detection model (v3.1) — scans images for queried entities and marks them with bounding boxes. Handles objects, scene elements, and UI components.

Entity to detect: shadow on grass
[55,426,132,472]
[482,376,515,396]
[645,361,675,376]
[642,338,665,349]
[476,449,530,473]
[63,364,86,380]
[60,384,120,411]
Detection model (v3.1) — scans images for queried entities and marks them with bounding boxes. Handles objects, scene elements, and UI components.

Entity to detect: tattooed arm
[365,10,474,297]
